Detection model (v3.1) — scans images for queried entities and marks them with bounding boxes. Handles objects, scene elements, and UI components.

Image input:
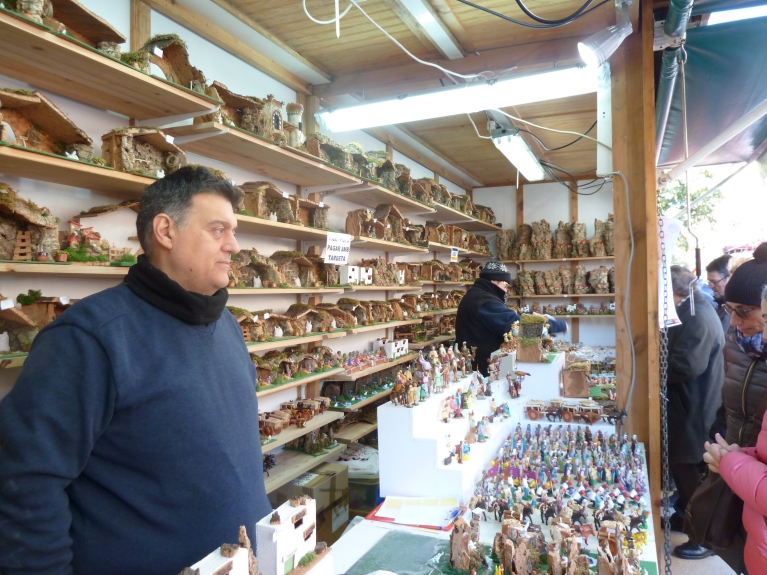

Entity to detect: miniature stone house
[239,182,330,228]
[142,35,207,94]
[337,298,369,326]
[0,296,38,353]
[285,304,323,334]
[201,81,264,133]
[259,94,290,144]
[425,221,449,245]
[0,184,59,261]
[0,88,94,161]
[411,179,434,205]
[314,304,355,329]
[447,226,465,249]
[473,204,496,225]
[373,204,408,243]
[439,314,456,335]
[21,295,73,328]
[346,143,376,180]
[366,152,396,190]
[101,127,186,177]
[396,164,413,196]
[44,0,126,57]
[420,260,447,282]
[256,496,317,575]
[404,224,425,246]
[304,133,353,171]
[346,208,384,239]
[360,258,401,286]
[270,251,318,288]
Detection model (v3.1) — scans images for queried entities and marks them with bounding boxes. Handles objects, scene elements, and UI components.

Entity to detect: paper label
[332,499,349,532]
[324,232,352,264]
[450,247,459,263]
[319,202,325,208]
[264,313,270,319]
[153,46,164,58]
[165,134,175,144]
[282,191,289,198]
[59,296,70,305]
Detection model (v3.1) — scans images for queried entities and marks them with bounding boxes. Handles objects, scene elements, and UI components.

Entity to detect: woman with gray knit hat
[680,243,767,564]
[455,260,567,376]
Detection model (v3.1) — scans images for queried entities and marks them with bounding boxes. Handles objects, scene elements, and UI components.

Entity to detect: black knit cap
[480,259,513,283]
[724,242,767,307]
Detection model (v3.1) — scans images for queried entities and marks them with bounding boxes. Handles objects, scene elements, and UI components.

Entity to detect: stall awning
[692,0,767,14]
[657,14,767,168]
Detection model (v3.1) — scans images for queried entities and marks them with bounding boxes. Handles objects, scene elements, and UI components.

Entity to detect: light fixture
[315,66,597,132]
[578,0,633,67]
[491,129,546,182]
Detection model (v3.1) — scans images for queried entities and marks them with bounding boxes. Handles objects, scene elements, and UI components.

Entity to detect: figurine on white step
[274,325,283,338]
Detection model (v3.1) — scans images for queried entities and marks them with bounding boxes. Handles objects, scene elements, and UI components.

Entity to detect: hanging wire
[454,0,611,28]
[516,121,597,151]
[514,0,601,24]
[489,109,613,151]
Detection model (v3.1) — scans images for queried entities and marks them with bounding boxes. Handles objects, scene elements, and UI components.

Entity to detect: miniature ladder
[12,231,33,261]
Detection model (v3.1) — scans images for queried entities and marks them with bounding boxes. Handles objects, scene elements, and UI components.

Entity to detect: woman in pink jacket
[704,286,767,573]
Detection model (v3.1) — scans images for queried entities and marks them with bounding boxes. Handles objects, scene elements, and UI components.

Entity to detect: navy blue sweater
[0,284,271,575]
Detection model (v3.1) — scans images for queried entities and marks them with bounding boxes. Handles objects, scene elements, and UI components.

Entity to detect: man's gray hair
[670,265,698,297]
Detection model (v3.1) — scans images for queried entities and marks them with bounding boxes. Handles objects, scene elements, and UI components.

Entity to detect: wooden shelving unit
[409,334,454,350]
[333,388,394,413]
[351,236,429,254]
[513,293,616,299]
[0,352,27,369]
[503,256,615,265]
[0,261,130,278]
[548,315,616,319]
[429,202,501,233]
[348,320,421,335]
[235,215,330,241]
[332,182,432,215]
[329,352,418,382]
[228,287,345,295]
[246,334,327,353]
[0,145,153,199]
[463,250,493,258]
[0,10,220,121]
[262,410,344,452]
[415,308,458,317]
[344,285,422,292]
[334,421,378,444]
[427,241,462,254]
[256,367,346,398]
[415,281,465,286]
[264,443,345,494]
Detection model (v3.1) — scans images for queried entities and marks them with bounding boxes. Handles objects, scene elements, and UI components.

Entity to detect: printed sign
[324,232,352,264]
[450,247,459,262]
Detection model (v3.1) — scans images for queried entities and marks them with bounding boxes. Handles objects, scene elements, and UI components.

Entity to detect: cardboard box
[268,462,348,513]
[316,489,350,546]
[561,370,590,398]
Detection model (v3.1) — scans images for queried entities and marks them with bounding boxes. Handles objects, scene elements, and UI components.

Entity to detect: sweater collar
[472,277,508,303]
[124,255,228,325]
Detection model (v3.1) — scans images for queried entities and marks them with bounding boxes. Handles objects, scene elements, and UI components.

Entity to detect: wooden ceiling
[223,0,616,186]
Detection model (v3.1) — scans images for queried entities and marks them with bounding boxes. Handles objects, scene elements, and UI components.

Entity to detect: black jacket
[666,293,725,464]
[714,298,732,334]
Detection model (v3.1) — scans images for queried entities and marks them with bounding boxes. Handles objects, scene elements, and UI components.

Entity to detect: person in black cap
[455,260,567,376]
[679,243,767,562]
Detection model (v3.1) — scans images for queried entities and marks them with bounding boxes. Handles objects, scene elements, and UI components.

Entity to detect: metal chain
[658,200,673,574]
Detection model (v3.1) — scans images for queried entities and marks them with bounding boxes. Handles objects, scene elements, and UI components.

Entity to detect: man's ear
[153,214,175,251]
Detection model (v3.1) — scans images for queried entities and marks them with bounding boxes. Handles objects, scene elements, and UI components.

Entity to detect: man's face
[161,194,239,295]
[707,271,729,299]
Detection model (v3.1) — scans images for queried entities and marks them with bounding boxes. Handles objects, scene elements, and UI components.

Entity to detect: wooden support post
[570,190,580,343]
[386,144,394,162]
[304,95,320,136]
[130,0,151,52]
[433,172,440,184]
[611,0,660,560]
[516,183,525,230]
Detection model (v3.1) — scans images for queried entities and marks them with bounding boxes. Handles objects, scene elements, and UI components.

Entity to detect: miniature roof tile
[49,0,126,44]
[0,184,58,229]
[209,81,264,111]
[0,298,36,328]
[0,89,92,146]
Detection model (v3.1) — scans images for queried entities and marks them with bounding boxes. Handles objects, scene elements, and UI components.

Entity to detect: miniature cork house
[43,0,125,57]
[337,298,369,326]
[19,294,73,328]
[396,164,413,196]
[455,195,474,217]
[446,226,465,249]
[0,184,59,261]
[101,127,186,178]
[439,314,456,336]
[404,224,425,246]
[445,263,463,282]
[373,204,408,243]
[395,262,419,285]
[420,260,447,282]
[270,251,319,288]
[346,143,376,180]
[259,94,293,145]
[425,221,449,245]
[239,182,330,229]
[360,257,402,286]
[367,151,396,190]
[304,133,353,172]
[0,88,94,161]
[473,204,496,225]
[142,35,207,95]
[314,304,355,329]
[285,304,322,335]
[201,81,264,133]
[346,208,383,239]
[0,295,38,353]
[411,179,434,205]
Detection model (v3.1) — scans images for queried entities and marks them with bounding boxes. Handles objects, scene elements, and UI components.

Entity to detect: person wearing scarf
[0,167,272,575]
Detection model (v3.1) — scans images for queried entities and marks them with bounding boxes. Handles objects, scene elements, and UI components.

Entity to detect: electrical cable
[468,114,492,140]
[516,121,597,151]
[514,0,599,25]
[490,109,613,151]
[455,0,611,29]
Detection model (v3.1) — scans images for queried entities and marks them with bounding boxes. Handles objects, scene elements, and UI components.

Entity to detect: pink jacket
[719,415,767,574]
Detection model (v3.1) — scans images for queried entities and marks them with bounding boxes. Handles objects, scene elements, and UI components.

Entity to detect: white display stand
[379,352,615,505]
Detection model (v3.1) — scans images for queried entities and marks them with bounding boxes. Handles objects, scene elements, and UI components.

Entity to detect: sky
[708,5,767,25]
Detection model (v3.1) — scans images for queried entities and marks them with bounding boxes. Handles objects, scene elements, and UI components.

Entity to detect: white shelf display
[378,353,615,505]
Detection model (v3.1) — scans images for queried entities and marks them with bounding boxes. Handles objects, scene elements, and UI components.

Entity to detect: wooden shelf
[0,261,130,278]
[264,443,345,494]
[416,308,458,317]
[512,293,616,299]
[0,10,219,121]
[332,182,434,215]
[548,315,616,319]
[333,387,394,412]
[464,250,492,258]
[503,256,615,265]
[262,410,344,452]
[409,334,454,350]
[0,145,152,199]
[429,202,501,232]
[0,352,27,369]
[246,334,326,353]
[344,285,422,292]
[235,215,330,241]
[228,287,345,295]
[427,241,461,254]
[334,421,378,444]
[347,320,421,335]
[415,281,465,286]
[351,236,429,254]
[256,367,346,398]
[165,122,362,187]
[330,352,418,382]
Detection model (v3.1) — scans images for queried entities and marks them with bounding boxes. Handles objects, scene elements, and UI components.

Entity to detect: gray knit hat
[480,260,512,282]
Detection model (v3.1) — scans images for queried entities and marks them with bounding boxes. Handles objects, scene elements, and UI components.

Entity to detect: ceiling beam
[395,123,485,184]
[142,0,312,95]
[207,0,332,82]
[380,0,449,59]
[426,0,475,52]
[364,127,479,190]
[313,35,587,100]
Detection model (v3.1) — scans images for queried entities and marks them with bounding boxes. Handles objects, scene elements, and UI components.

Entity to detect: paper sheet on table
[375,496,459,527]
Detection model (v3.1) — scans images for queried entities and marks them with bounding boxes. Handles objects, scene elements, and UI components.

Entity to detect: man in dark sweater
[0,167,272,575]
[456,260,567,376]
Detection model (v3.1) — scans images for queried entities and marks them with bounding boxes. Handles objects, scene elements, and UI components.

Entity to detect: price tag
[319,202,325,208]
[324,232,352,265]
[263,313,270,320]
[282,191,289,198]
[450,247,459,263]
[165,134,175,144]
[59,296,71,305]
[0,299,13,311]
[253,315,259,321]
[153,46,164,58]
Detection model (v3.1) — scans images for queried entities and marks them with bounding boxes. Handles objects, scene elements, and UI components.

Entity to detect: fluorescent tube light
[315,66,597,132]
[578,1,633,68]
[491,131,546,182]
